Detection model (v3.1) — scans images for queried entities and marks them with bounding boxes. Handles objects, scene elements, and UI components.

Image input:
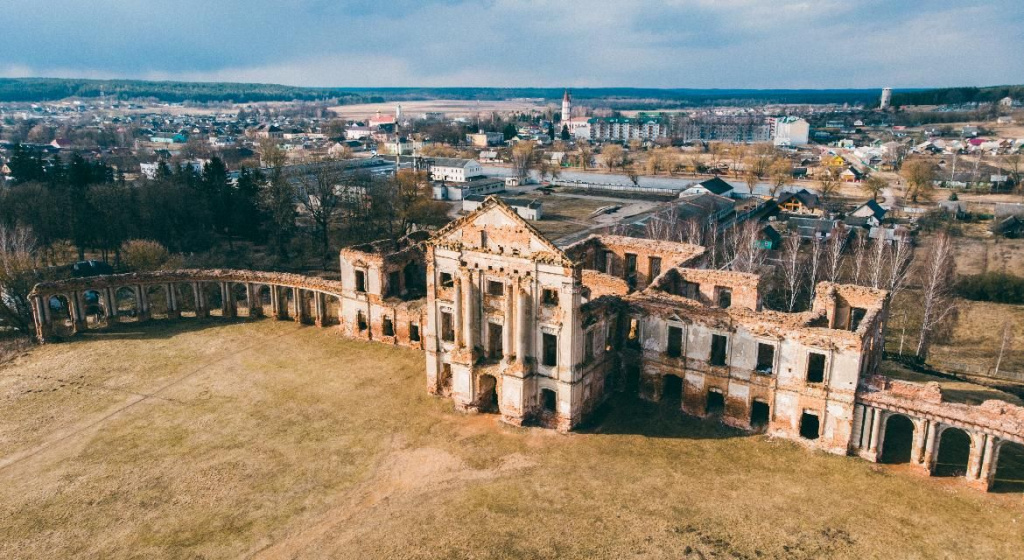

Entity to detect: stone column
[69,291,86,333]
[137,285,150,321]
[502,282,513,359]
[868,408,882,455]
[194,282,209,318]
[166,284,181,319]
[911,419,928,466]
[292,288,304,323]
[461,271,475,350]
[34,296,53,343]
[221,282,236,318]
[516,285,529,361]
[967,433,986,482]
[270,286,282,320]
[314,292,325,327]
[246,284,262,317]
[922,421,938,472]
[851,404,865,450]
[978,435,997,489]
[103,288,118,322]
[454,278,464,348]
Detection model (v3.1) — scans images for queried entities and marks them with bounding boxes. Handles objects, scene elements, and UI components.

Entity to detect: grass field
[2,320,1023,559]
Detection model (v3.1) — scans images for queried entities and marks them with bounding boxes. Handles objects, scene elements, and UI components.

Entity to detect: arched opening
[232,284,249,317]
[993,441,1024,493]
[404,261,423,297]
[115,286,139,321]
[300,290,315,323]
[880,414,915,464]
[662,374,682,404]
[477,374,498,413]
[174,283,196,317]
[82,290,105,326]
[934,427,972,477]
[146,285,169,319]
[48,295,74,336]
[202,283,223,317]
[706,390,725,416]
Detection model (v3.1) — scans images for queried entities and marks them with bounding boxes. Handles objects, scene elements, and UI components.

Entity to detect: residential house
[850,199,887,226]
[682,177,734,198]
[777,189,824,216]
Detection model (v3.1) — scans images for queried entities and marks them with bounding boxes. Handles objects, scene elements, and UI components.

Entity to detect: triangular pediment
[430,196,572,266]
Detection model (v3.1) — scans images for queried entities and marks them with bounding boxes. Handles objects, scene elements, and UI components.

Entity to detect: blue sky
[1,0,1021,88]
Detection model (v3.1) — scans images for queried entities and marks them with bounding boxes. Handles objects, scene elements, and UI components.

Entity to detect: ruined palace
[29,197,1024,491]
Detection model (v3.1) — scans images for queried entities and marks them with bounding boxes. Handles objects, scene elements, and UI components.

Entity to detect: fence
[550,179,682,195]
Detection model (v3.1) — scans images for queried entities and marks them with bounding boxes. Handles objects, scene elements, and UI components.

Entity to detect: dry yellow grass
[1,320,1023,559]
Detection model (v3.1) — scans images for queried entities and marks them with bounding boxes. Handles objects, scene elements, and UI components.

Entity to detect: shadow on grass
[65,316,294,343]
[576,394,747,440]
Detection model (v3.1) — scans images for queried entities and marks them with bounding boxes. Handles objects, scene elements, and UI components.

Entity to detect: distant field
[1,320,1023,559]
[330,98,549,119]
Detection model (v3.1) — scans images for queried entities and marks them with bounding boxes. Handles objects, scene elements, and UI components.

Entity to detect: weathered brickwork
[29,196,1024,491]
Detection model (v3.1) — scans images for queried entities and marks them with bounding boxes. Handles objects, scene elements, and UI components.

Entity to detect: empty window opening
[710,334,728,366]
[716,287,732,309]
[487,280,504,296]
[440,311,454,342]
[409,323,420,342]
[487,322,503,359]
[800,412,820,440]
[541,388,557,413]
[602,251,614,275]
[542,288,559,306]
[440,363,453,392]
[750,400,771,429]
[387,271,401,297]
[356,311,368,331]
[706,390,725,416]
[542,333,558,367]
[849,307,867,331]
[584,329,595,361]
[480,230,488,248]
[382,316,394,336]
[667,326,683,358]
[756,343,775,374]
[649,256,662,279]
[439,272,454,288]
[679,280,700,299]
[806,352,826,383]
[354,270,366,293]
[625,253,637,275]
[662,374,683,403]
[627,318,641,349]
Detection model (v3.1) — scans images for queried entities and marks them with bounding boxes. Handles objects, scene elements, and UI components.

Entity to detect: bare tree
[807,235,824,294]
[861,175,888,201]
[297,159,346,268]
[768,158,792,198]
[869,238,887,289]
[849,232,868,285]
[733,220,768,273]
[885,239,915,300]
[511,141,537,182]
[0,225,38,334]
[600,144,626,169]
[823,224,848,282]
[779,232,804,312]
[901,158,937,203]
[916,232,957,359]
